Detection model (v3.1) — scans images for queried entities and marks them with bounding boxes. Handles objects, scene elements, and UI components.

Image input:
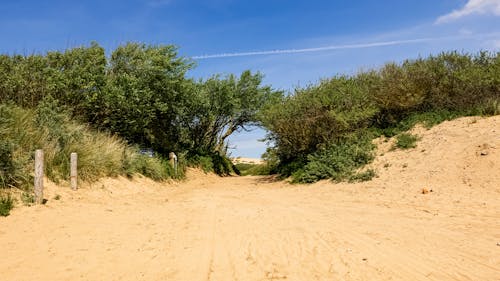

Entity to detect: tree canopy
[0,42,279,163]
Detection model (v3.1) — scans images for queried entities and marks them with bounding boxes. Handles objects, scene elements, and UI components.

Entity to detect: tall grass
[0,102,176,190]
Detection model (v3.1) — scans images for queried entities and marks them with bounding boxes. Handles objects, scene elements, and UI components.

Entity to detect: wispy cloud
[192,33,497,59]
[193,38,436,59]
[436,0,500,24]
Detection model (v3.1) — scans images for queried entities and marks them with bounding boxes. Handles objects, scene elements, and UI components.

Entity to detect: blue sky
[1,0,499,158]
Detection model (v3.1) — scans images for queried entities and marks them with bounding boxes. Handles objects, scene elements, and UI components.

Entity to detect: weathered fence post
[169,152,178,176]
[70,152,78,190]
[34,149,44,204]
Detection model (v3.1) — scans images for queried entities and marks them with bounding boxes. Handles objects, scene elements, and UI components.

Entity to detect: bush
[394,133,419,149]
[123,153,177,180]
[261,76,378,163]
[291,133,375,183]
[0,194,14,216]
[188,153,236,176]
[211,153,237,175]
[189,155,214,173]
[261,51,499,183]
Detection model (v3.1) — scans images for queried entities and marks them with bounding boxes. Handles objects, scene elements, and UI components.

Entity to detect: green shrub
[477,98,500,115]
[189,155,214,173]
[349,169,376,182]
[188,153,236,176]
[394,133,419,149]
[374,110,463,137]
[124,153,174,180]
[261,76,378,162]
[262,51,499,183]
[0,194,14,216]
[291,133,375,183]
[211,153,236,175]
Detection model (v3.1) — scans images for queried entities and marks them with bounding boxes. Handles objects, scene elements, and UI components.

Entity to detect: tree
[185,71,281,155]
[93,42,193,154]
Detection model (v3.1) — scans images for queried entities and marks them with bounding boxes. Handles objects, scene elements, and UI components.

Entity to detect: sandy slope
[0,116,499,281]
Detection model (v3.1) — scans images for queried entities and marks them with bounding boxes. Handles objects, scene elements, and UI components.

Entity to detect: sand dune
[0,116,498,281]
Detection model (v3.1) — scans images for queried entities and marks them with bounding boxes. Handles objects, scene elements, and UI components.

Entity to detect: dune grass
[0,102,176,190]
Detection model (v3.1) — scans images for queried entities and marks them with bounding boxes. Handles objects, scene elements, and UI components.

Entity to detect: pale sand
[0,116,499,281]
[232,157,264,165]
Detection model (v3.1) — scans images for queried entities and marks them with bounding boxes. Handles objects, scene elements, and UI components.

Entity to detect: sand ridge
[0,116,499,280]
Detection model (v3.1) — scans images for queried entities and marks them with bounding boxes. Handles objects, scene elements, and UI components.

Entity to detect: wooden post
[169,152,178,176]
[34,149,44,204]
[70,152,78,190]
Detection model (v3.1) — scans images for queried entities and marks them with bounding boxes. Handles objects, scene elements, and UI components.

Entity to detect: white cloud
[436,0,500,24]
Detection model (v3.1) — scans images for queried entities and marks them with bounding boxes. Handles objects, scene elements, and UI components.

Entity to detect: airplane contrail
[192,37,436,59]
[192,33,499,59]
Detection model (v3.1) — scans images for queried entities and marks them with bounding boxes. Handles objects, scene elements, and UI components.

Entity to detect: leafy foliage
[94,43,192,154]
[261,76,377,163]
[261,51,500,183]
[185,71,280,155]
[0,42,106,112]
[188,152,236,175]
[0,42,276,180]
[1,44,498,185]
[290,133,375,183]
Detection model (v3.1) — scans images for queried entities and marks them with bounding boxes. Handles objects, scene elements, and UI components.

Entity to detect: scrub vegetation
[0,42,276,189]
[0,42,498,187]
[260,51,500,183]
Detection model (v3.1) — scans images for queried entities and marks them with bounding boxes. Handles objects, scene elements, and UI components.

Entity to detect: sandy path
[1,116,499,280]
[1,175,498,281]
